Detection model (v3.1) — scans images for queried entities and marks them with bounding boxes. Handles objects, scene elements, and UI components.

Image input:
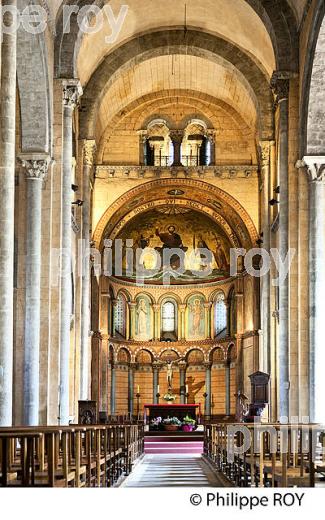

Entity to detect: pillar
[204,362,212,417]
[128,302,136,340]
[179,361,186,404]
[170,130,183,166]
[0,1,17,426]
[204,303,212,339]
[260,141,271,374]
[271,72,290,419]
[128,363,136,416]
[80,140,96,400]
[110,362,116,415]
[153,304,160,340]
[179,304,186,340]
[20,156,50,425]
[207,130,216,165]
[302,157,325,423]
[225,362,231,416]
[111,299,118,338]
[152,362,160,404]
[59,80,82,425]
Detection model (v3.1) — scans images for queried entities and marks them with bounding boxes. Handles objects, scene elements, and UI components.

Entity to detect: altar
[144,403,201,426]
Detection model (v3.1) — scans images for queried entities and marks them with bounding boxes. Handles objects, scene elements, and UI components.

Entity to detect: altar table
[144,403,201,425]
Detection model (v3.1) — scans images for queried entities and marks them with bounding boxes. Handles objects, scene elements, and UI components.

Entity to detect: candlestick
[157,384,160,394]
[137,384,140,393]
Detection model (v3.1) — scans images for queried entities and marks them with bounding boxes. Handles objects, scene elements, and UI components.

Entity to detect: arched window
[115,294,127,338]
[162,301,176,332]
[214,293,227,336]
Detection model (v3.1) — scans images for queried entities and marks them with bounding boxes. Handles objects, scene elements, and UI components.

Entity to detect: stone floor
[121,454,224,487]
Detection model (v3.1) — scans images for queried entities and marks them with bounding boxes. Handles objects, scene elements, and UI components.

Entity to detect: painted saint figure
[189,298,204,337]
[213,235,228,272]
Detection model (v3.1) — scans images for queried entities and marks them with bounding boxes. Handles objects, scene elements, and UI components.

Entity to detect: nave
[121,454,223,488]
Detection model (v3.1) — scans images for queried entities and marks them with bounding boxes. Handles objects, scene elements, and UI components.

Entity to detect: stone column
[204,303,212,339]
[179,304,186,340]
[59,80,82,425]
[207,130,216,165]
[0,1,17,426]
[80,140,96,400]
[128,302,136,340]
[302,157,325,423]
[170,130,183,166]
[111,299,118,338]
[153,304,160,340]
[260,141,271,373]
[179,361,186,404]
[271,72,290,419]
[128,363,136,417]
[152,362,160,404]
[110,361,116,415]
[225,362,231,415]
[204,362,212,417]
[20,156,50,425]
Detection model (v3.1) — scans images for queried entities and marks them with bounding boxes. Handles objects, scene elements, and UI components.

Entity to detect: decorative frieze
[83,140,97,166]
[95,164,258,180]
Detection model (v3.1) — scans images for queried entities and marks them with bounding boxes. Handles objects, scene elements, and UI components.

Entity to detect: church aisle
[121,454,223,487]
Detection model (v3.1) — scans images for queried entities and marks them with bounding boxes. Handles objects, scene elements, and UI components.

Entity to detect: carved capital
[204,362,212,370]
[260,141,270,167]
[169,130,184,144]
[270,71,290,105]
[83,140,97,167]
[152,304,160,313]
[301,156,325,183]
[62,79,82,109]
[178,360,187,370]
[19,154,51,181]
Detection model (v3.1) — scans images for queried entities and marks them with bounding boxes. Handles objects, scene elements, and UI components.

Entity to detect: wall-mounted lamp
[71,184,79,192]
[274,186,280,194]
[269,199,279,206]
[72,199,84,207]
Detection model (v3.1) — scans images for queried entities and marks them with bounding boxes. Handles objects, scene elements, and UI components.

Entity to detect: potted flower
[150,416,163,430]
[182,415,196,432]
[163,416,182,431]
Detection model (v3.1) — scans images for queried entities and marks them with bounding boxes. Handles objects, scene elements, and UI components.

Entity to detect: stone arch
[185,348,205,364]
[209,345,226,363]
[301,2,325,155]
[135,348,154,364]
[184,291,207,305]
[157,292,182,305]
[93,179,259,250]
[116,346,131,364]
[55,0,297,79]
[79,31,273,139]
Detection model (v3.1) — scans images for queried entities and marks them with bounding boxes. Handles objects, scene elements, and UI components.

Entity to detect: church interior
[0,0,325,489]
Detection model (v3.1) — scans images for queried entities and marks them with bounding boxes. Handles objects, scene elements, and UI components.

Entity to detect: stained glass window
[215,292,227,336]
[162,301,176,332]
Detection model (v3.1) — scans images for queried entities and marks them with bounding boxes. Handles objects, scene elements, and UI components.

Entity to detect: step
[145,447,203,454]
[144,442,203,448]
[144,436,203,442]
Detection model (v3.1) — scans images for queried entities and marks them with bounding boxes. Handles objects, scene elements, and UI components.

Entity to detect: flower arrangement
[150,416,163,428]
[182,415,196,425]
[163,392,176,403]
[163,416,182,426]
